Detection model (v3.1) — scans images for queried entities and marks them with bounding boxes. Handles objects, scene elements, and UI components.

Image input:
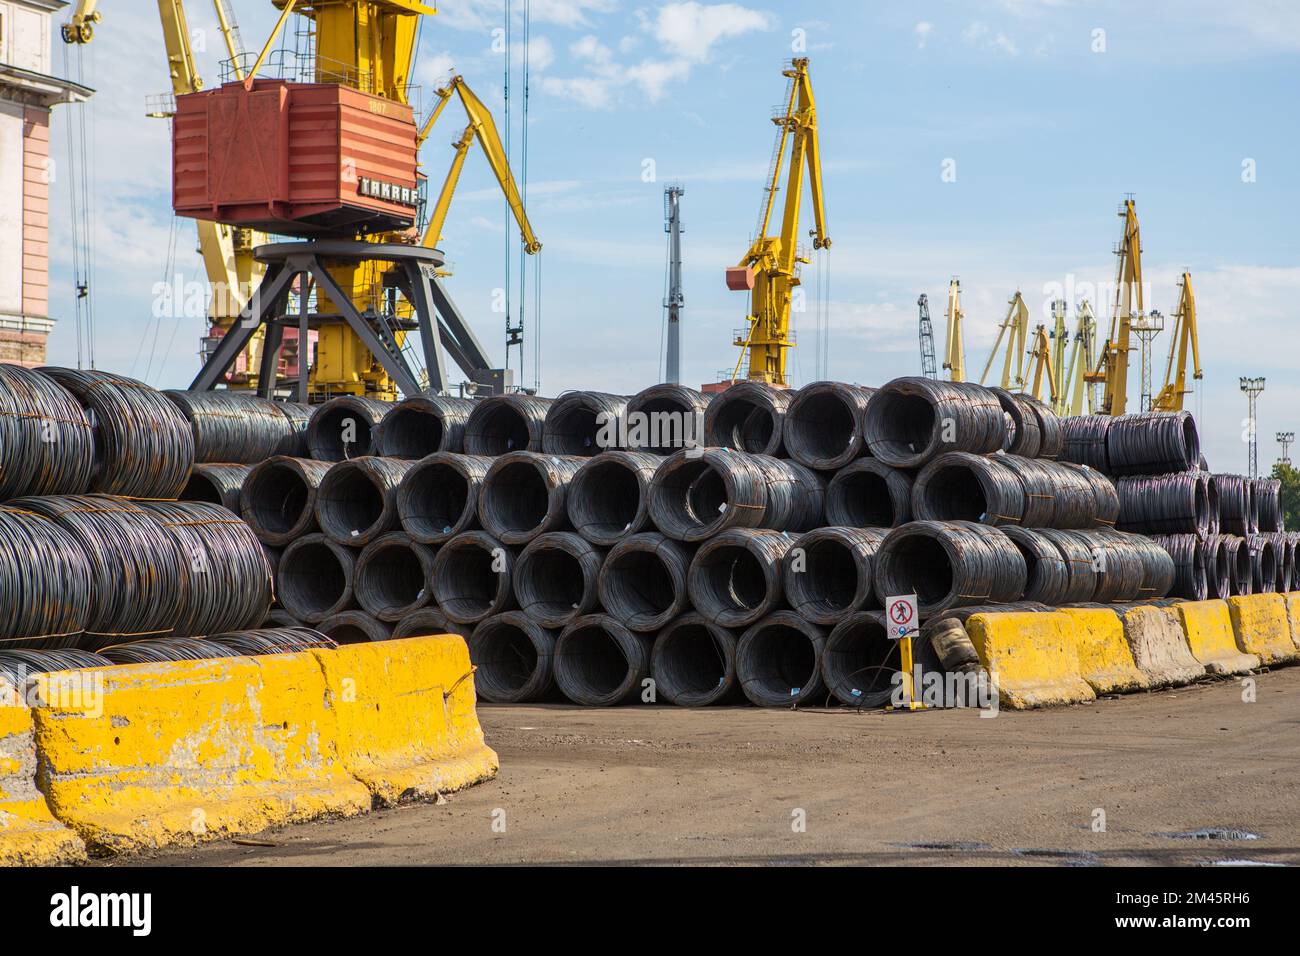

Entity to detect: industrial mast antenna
[1277,431,1294,468]
[1241,377,1266,478]
[664,184,685,384]
[918,294,938,379]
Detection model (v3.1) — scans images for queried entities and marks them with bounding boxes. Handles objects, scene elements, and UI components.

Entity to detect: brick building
[0,0,90,366]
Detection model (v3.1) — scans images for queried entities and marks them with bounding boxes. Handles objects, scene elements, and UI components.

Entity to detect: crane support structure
[1152,271,1203,412]
[942,278,965,381]
[1087,196,1144,415]
[1061,298,1098,416]
[918,293,938,379]
[726,58,828,387]
[977,290,1031,389]
[1026,324,1058,406]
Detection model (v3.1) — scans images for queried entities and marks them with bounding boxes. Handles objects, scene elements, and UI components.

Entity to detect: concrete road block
[1121,606,1205,687]
[312,634,499,807]
[31,654,371,854]
[1059,607,1149,694]
[0,700,87,866]
[964,611,1096,709]
[1175,600,1259,675]
[1283,592,1300,651]
[1227,594,1299,666]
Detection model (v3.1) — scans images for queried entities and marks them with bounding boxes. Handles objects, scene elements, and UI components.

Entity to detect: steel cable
[163,390,297,464]
[783,380,876,471]
[0,364,95,498]
[468,611,559,703]
[1060,415,1111,472]
[396,451,491,545]
[354,531,437,621]
[1034,528,1098,604]
[1149,534,1208,601]
[783,526,887,624]
[318,610,394,644]
[566,450,660,545]
[1106,411,1201,476]
[0,506,94,651]
[704,380,791,456]
[314,456,412,547]
[479,451,583,545]
[553,614,653,706]
[824,458,913,527]
[649,612,742,706]
[999,526,1071,605]
[464,394,553,455]
[735,610,828,707]
[862,377,1005,469]
[990,387,1040,458]
[374,393,475,458]
[598,532,693,632]
[1200,534,1233,599]
[391,607,472,641]
[180,462,251,511]
[911,452,1025,527]
[1115,473,1210,535]
[626,383,709,455]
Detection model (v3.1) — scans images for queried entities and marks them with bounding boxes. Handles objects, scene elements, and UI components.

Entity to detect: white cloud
[571,34,614,66]
[541,75,614,109]
[962,21,1019,55]
[914,21,934,49]
[643,1,772,63]
[531,0,617,28]
[625,59,692,101]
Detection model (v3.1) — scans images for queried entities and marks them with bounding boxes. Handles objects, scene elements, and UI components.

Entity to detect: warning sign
[886,594,918,641]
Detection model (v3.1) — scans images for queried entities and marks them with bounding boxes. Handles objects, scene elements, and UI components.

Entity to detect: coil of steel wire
[276,533,358,623]
[1203,476,1221,536]
[1248,535,1278,593]
[304,395,392,461]
[1059,462,1119,527]
[318,610,394,644]
[542,390,630,457]
[354,531,436,621]
[1034,528,1099,604]
[553,614,654,706]
[271,402,314,457]
[1273,532,1295,592]
[207,626,336,656]
[990,388,1041,458]
[650,613,742,707]
[998,526,1071,605]
[625,383,709,455]
[0,648,111,683]
[566,450,660,546]
[259,608,302,629]
[163,390,296,464]
[822,610,949,708]
[374,393,474,458]
[1059,415,1111,472]
[862,377,1005,469]
[314,456,412,547]
[98,636,241,665]
[478,451,583,545]
[751,454,826,533]
[240,455,331,546]
[1128,533,1177,599]
[1003,455,1094,529]
[1255,478,1283,533]
[735,611,829,707]
[783,380,876,471]
[1216,533,1252,596]
[513,531,606,629]
[703,380,791,456]
[1105,411,1200,476]
[873,520,1026,615]
[0,364,95,499]
[1069,529,1146,603]
[598,532,693,632]
[688,528,792,628]
[911,451,1025,527]
[468,611,559,703]
[1149,534,1208,601]
[180,462,251,512]
[783,526,887,624]
[1213,475,1251,536]
[1115,472,1211,535]
[395,451,490,545]
[463,394,553,455]
[431,531,516,624]
[1200,534,1233,599]
[41,367,194,498]
[1283,533,1298,592]
[1019,392,1064,459]
[391,607,472,641]
[0,506,94,651]
[648,448,765,541]
[824,458,914,527]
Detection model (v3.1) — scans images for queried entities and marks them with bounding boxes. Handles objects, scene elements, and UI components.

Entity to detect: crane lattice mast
[918,293,938,380]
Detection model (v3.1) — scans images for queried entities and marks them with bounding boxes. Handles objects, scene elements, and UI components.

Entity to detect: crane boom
[942,278,965,381]
[978,290,1030,389]
[1087,196,1143,415]
[1151,271,1202,412]
[918,293,938,379]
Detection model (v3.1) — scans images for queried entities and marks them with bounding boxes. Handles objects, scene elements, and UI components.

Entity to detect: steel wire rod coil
[1200,534,1233,599]
[1017,392,1064,459]
[276,532,358,623]
[542,390,630,457]
[208,626,336,656]
[1003,455,1095,529]
[1126,533,1177,599]
[1067,529,1146,603]
[396,451,491,545]
[1254,478,1283,533]
[873,520,1026,615]
[374,393,475,458]
[1115,473,1211,535]
[911,451,1026,527]
[354,531,437,621]
[162,390,296,464]
[998,526,1071,606]
[430,530,516,624]
[751,454,826,533]
[566,450,660,546]
[1203,476,1221,536]
[180,463,251,511]
[391,607,472,641]
[1060,415,1112,472]
[1149,534,1208,601]
[97,636,242,664]
[862,377,1005,469]
[1216,534,1252,596]
[650,612,742,706]
[463,394,553,455]
[304,395,392,461]
[468,611,559,703]
[703,380,791,457]
[598,532,693,632]
[0,648,111,682]
[0,506,94,651]
[1034,528,1099,604]
[736,610,829,707]
[687,528,793,628]
[42,367,195,498]
[1247,534,1278,593]
[1212,475,1252,536]
[513,531,606,629]
[553,614,654,706]
[0,364,95,498]
[478,451,583,545]
[1274,532,1295,592]
[824,458,914,527]
[822,610,945,708]
[783,526,887,624]
[318,610,394,644]
[1060,462,1119,527]
[314,456,412,547]
[626,383,710,455]
[271,402,314,457]
[260,608,302,628]
[1105,410,1201,476]
[783,380,876,471]
[990,387,1041,458]
[240,455,332,546]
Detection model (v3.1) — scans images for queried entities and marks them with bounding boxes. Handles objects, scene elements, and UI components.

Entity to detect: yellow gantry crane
[977,290,1031,389]
[1087,196,1144,415]
[942,277,965,381]
[1151,270,1202,411]
[726,58,828,387]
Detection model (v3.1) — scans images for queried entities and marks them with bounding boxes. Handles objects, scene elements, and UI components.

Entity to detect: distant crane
[1025,324,1058,407]
[942,278,965,381]
[1151,271,1203,412]
[663,184,685,384]
[1087,196,1145,415]
[1060,298,1099,416]
[977,290,1031,390]
[918,294,938,379]
[1049,298,1067,404]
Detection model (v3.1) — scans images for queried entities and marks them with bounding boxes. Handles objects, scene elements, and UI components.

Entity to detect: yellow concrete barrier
[964,611,1096,709]
[1120,605,1205,687]
[1059,607,1149,694]
[31,653,371,854]
[312,634,499,807]
[0,699,87,866]
[1174,600,1259,675]
[1227,594,1299,666]
[1283,592,1300,651]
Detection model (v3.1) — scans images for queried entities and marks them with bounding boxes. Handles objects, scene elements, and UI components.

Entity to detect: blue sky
[44,0,1300,471]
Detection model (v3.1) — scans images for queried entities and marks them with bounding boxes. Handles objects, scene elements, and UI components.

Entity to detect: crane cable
[60,39,96,368]
[502,0,512,381]
[520,0,535,392]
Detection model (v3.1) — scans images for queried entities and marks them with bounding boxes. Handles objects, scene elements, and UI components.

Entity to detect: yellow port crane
[977,290,1031,389]
[1151,271,1202,412]
[942,277,965,381]
[1025,324,1058,406]
[726,58,828,387]
[1086,196,1144,415]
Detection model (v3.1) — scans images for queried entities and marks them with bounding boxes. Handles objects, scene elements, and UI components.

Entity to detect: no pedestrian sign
[886,594,918,641]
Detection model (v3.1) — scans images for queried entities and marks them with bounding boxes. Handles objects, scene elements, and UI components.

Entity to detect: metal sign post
[886,593,925,712]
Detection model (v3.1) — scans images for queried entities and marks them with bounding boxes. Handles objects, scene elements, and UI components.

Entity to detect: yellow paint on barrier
[0,698,87,866]
[964,611,1096,709]
[1058,607,1149,694]
[31,653,371,854]
[1120,605,1205,687]
[1227,594,1299,666]
[1175,600,1259,675]
[312,634,499,806]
